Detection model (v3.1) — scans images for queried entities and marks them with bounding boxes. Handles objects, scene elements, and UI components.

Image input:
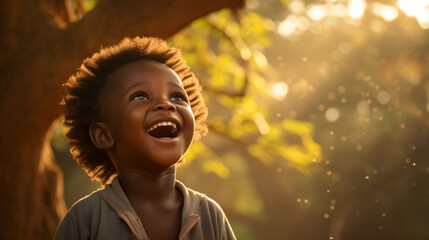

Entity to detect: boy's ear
[89,122,114,150]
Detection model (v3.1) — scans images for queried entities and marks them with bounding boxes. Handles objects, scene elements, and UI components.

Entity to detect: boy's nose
[153,100,176,111]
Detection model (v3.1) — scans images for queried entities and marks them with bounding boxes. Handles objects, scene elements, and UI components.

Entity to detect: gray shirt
[55,177,236,240]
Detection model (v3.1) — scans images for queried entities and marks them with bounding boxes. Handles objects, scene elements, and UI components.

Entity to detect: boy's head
[62,37,208,184]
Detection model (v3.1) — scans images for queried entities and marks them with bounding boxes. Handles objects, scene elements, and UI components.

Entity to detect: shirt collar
[98,176,202,240]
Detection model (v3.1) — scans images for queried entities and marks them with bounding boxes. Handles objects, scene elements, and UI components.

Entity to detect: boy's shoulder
[55,189,106,240]
[65,188,104,217]
[175,180,227,219]
[176,181,236,239]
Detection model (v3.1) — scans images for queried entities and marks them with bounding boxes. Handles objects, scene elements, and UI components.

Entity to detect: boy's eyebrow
[168,81,184,88]
[124,82,149,94]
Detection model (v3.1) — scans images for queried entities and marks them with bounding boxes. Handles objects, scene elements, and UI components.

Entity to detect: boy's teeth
[147,121,177,132]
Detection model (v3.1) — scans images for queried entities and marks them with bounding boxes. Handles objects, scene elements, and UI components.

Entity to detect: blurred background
[51,0,429,239]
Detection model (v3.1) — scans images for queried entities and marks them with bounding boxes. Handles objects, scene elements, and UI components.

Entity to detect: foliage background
[52,0,429,239]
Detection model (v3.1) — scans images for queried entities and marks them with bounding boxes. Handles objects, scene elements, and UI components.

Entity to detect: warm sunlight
[9,0,429,239]
[397,0,429,28]
[268,82,289,101]
[348,0,367,19]
[372,3,398,22]
[307,5,327,21]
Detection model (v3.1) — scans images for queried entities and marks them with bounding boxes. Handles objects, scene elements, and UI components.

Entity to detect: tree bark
[0,0,244,239]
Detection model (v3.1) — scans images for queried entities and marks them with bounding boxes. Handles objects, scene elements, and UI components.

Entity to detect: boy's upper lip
[145,115,182,133]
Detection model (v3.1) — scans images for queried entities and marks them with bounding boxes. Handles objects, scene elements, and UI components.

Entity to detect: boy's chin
[150,155,183,169]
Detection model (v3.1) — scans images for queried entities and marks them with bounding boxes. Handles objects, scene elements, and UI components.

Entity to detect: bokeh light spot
[377,91,391,104]
[348,0,367,19]
[325,107,340,122]
[268,82,289,100]
[357,101,370,115]
[308,5,327,21]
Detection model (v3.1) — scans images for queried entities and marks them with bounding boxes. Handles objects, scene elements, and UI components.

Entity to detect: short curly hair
[62,37,208,184]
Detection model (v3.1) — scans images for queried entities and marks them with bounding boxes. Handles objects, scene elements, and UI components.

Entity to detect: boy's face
[99,60,195,173]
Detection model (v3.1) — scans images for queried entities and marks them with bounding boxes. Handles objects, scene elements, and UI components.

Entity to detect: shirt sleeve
[55,194,101,240]
[216,206,236,240]
[204,196,237,240]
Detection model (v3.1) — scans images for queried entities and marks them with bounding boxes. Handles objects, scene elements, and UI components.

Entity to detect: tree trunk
[0,0,244,239]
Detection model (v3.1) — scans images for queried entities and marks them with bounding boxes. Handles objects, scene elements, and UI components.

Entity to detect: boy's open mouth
[146,121,179,138]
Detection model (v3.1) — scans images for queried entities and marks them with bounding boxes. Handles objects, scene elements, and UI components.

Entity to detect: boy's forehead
[113,60,182,86]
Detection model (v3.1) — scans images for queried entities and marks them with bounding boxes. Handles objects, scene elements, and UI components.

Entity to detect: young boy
[56,37,236,240]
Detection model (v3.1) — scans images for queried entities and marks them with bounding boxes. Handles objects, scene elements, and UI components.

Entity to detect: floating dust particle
[338,86,346,94]
[330,205,335,211]
[329,130,335,135]
[356,144,363,151]
[302,57,308,62]
[328,92,336,100]
[304,199,309,204]
[332,172,341,181]
[324,213,330,219]
[405,158,411,164]
[412,162,416,166]
[327,170,332,176]
[329,237,334,240]
[296,198,302,203]
[276,113,281,117]
[341,136,347,142]
[381,213,386,217]
[330,199,336,204]
[325,160,331,165]
[400,123,406,129]
[372,107,378,112]
[356,72,365,80]
[326,189,331,193]
[341,98,347,103]
[364,76,372,82]
[379,116,383,120]
[319,104,325,111]
[379,226,383,230]
[365,176,370,180]
[366,99,372,104]
[277,167,283,173]
[411,145,416,150]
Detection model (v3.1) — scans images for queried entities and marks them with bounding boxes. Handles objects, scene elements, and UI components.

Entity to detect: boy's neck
[117,166,181,207]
